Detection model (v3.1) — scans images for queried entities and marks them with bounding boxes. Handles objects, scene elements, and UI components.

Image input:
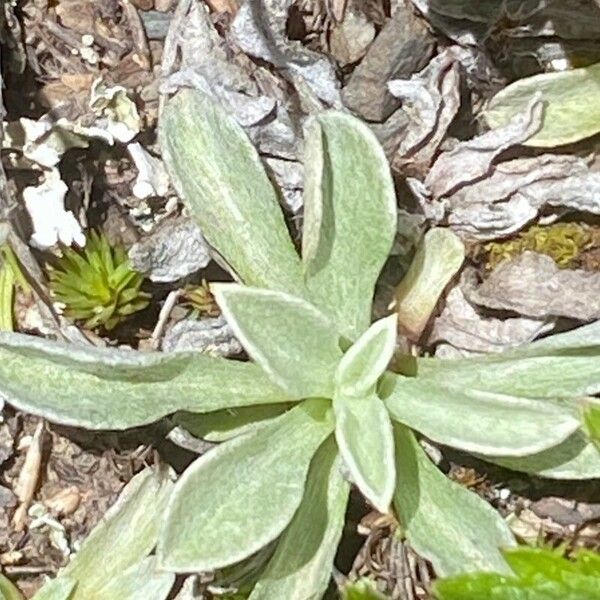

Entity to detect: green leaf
[383,374,580,456]
[161,89,306,296]
[433,546,600,600]
[415,320,600,399]
[394,228,464,341]
[175,403,293,442]
[487,430,600,479]
[0,574,25,600]
[336,314,397,397]
[484,62,600,147]
[61,467,173,599]
[302,112,397,340]
[340,578,390,600]
[583,400,600,450]
[0,332,288,429]
[158,399,334,572]
[393,425,514,577]
[334,391,395,512]
[32,578,75,600]
[86,557,174,600]
[213,284,342,398]
[249,436,350,600]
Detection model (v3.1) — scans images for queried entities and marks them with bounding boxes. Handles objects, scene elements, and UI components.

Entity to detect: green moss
[485,223,593,270]
[48,231,150,330]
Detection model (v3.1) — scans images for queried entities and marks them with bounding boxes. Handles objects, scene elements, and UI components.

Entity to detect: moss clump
[48,231,150,330]
[485,223,593,270]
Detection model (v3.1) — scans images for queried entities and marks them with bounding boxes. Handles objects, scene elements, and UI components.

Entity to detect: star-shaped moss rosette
[0,90,598,599]
[48,230,150,330]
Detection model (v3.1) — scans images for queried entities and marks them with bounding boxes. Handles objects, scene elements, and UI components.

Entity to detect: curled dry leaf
[465,252,600,321]
[342,0,435,121]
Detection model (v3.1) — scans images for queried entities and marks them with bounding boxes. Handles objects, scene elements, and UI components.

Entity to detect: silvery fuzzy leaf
[430,286,554,355]
[342,1,435,122]
[484,63,600,147]
[465,252,600,321]
[162,316,242,357]
[248,437,349,600]
[32,578,75,600]
[0,331,288,429]
[387,47,461,176]
[483,431,600,480]
[128,217,211,283]
[161,89,307,297]
[302,112,397,340]
[393,424,515,577]
[395,228,465,341]
[158,399,333,572]
[231,0,341,105]
[425,99,543,199]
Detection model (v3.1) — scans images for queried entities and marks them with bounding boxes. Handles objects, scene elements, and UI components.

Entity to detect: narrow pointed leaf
[484,62,600,147]
[302,112,397,340]
[383,374,580,456]
[334,391,395,512]
[486,431,600,480]
[393,425,515,577]
[336,314,397,397]
[583,401,600,450]
[158,400,334,572]
[214,284,342,398]
[415,321,600,399]
[0,332,288,429]
[161,89,306,296]
[249,437,350,600]
[0,574,25,600]
[395,228,464,341]
[62,467,173,599]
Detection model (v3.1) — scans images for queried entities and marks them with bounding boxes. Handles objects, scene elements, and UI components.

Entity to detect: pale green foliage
[341,578,390,599]
[395,228,464,341]
[484,62,600,147]
[0,90,599,599]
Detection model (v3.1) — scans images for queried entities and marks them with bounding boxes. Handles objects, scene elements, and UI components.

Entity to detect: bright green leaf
[158,399,334,572]
[161,89,306,296]
[61,467,173,599]
[0,574,25,600]
[336,314,397,397]
[394,228,464,341]
[383,374,580,456]
[249,436,349,600]
[0,332,289,429]
[213,284,342,398]
[393,425,514,577]
[433,546,600,600]
[583,400,600,450]
[484,62,600,147]
[487,430,600,479]
[340,578,390,599]
[334,391,395,512]
[302,112,397,340]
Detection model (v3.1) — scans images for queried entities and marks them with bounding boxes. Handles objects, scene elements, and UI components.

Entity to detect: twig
[149,289,181,349]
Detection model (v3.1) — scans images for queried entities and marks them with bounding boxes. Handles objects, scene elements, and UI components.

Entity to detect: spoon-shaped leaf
[0,332,289,429]
[383,374,580,456]
[302,112,397,340]
[334,391,395,512]
[214,284,342,398]
[161,89,306,297]
[249,437,349,600]
[158,399,333,572]
[393,424,515,577]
